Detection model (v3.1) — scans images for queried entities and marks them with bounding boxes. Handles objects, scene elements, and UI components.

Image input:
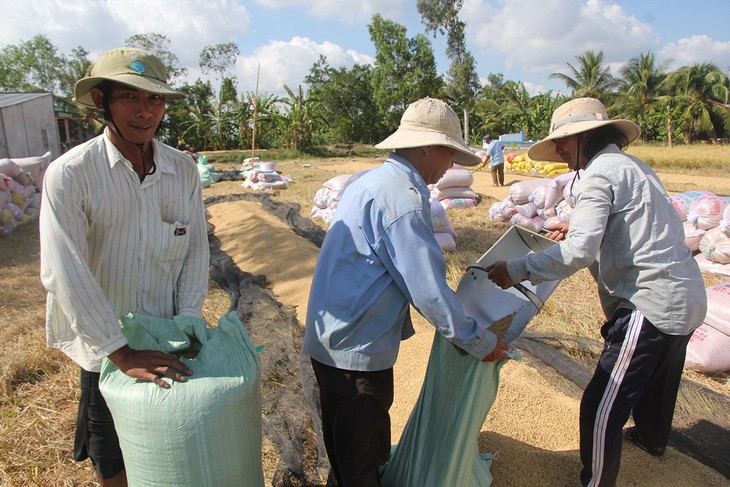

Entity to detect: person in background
[482,134,505,186]
[304,97,511,487]
[39,47,210,486]
[485,97,706,487]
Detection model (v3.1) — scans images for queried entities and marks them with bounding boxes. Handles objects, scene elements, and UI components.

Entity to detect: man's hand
[482,338,511,362]
[544,221,570,242]
[107,345,193,389]
[485,261,516,290]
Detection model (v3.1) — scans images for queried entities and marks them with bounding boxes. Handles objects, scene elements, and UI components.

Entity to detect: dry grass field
[1,144,729,485]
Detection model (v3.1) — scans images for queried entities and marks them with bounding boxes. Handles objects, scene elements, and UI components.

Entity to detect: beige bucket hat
[528,97,641,162]
[375,97,481,166]
[73,47,185,107]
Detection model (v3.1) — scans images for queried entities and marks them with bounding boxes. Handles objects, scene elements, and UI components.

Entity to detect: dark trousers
[491,163,504,185]
[579,308,692,487]
[311,358,394,487]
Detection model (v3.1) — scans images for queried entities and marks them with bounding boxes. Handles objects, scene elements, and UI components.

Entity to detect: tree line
[1,17,729,154]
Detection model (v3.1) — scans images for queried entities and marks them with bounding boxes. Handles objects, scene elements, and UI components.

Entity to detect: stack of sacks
[429,165,478,209]
[504,153,569,177]
[241,161,292,190]
[310,171,369,225]
[430,198,458,252]
[698,202,730,265]
[489,170,584,234]
[0,156,44,238]
[669,191,721,252]
[685,283,730,373]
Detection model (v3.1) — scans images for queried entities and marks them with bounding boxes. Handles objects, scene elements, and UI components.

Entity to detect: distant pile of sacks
[489,170,583,233]
[672,191,730,274]
[240,157,292,190]
[0,152,50,237]
[505,153,570,177]
[310,169,461,252]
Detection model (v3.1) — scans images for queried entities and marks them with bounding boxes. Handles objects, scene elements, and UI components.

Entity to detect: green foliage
[550,50,620,99]
[0,34,65,93]
[368,14,443,132]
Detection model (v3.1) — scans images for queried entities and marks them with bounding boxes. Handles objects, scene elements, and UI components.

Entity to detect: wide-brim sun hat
[375,97,481,166]
[73,47,185,107]
[527,97,641,162]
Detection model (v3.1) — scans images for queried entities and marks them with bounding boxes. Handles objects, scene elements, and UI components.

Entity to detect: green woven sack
[380,332,518,487]
[100,312,264,486]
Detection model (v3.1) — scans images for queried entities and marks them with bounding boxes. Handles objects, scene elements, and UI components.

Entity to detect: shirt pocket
[156,220,191,262]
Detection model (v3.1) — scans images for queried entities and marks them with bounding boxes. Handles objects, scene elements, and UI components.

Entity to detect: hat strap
[552,112,607,132]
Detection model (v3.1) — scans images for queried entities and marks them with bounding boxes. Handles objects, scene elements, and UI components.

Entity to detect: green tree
[305,55,384,144]
[277,84,326,151]
[0,34,65,93]
[550,50,619,99]
[199,42,240,104]
[368,14,443,131]
[417,0,481,142]
[614,51,668,141]
[660,62,730,143]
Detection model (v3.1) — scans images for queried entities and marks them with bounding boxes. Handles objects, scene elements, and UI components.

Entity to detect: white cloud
[660,35,730,71]
[255,0,408,23]
[1,0,251,68]
[463,0,659,75]
[231,36,375,95]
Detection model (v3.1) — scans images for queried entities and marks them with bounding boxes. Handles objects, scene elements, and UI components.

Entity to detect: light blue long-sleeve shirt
[304,154,497,371]
[507,144,706,335]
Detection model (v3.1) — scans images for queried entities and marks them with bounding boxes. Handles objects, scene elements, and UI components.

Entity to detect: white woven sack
[528,184,549,209]
[0,159,20,178]
[703,284,730,336]
[435,231,456,252]
[684,323,730,372]
[431,186,478,201]
[687,196,728,230]
[683,221,706,252]
[514,202,538,218]
[488,201,514,222]
[670,190,715,221]
[430,199,456,237]
[509,178,552,205]
[699,227,730,264]
[510,213,545,233]
[434,167,474,189]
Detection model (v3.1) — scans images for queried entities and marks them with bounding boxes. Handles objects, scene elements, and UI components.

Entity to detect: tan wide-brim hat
[528,97,641,162]
[73,47,185,107]
[375,97,481,166]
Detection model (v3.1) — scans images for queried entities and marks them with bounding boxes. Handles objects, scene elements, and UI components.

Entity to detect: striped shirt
[40,129,209,372]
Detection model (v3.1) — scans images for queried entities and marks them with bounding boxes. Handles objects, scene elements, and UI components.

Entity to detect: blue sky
[2,0,729,98]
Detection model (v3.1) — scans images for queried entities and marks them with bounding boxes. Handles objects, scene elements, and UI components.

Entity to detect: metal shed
[0,92,61,160]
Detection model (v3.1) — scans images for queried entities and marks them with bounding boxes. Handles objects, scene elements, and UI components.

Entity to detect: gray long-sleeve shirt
[507,144,706,335]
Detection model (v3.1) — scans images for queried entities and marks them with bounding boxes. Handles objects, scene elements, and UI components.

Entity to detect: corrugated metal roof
[0,92,52,108]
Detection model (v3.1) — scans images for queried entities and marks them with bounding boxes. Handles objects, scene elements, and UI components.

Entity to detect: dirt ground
[207,163,729,487]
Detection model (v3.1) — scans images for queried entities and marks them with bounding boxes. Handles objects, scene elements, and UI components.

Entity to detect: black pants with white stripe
[579,308,692,487]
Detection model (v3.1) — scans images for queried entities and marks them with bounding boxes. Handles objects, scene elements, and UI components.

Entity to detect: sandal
[624,426,665,457]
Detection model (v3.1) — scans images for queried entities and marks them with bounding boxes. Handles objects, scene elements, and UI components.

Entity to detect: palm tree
[660,62,730,143]
[615,51,668,141]
[550,50,619,99]
[278,85,326,151]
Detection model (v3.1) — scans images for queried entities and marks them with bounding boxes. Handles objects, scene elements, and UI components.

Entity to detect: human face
[422,145,455,184]
[554,135,585,170]
[92,83,166,145]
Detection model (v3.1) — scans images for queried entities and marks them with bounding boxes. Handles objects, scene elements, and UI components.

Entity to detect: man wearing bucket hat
[485,98,706,486]
[39,47,209,486]
[304,97,511,486]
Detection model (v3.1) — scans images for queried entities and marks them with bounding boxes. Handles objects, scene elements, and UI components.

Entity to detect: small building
[0,92,61,159]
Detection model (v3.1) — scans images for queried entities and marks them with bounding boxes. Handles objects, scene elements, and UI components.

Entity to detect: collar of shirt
[384,152,430,198]
[102,127,177,179]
